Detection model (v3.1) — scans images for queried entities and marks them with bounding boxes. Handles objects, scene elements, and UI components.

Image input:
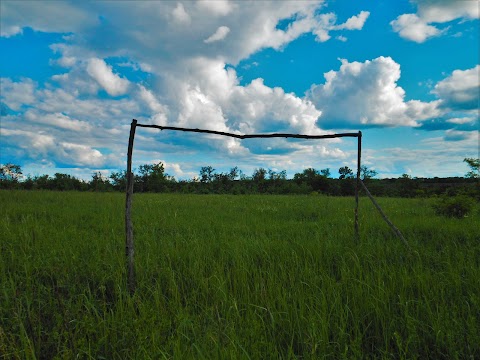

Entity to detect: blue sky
[0,0,478,181]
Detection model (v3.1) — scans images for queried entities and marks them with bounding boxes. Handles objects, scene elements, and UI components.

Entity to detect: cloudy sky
[1,0,478,180]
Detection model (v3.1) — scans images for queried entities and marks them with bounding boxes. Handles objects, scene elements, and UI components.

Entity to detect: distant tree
[320,168,331,178]
[0,163,22,182]
[239,170,248,181]
[294,168,318,183]
[464,158,479,179]
[293,168,329,192]
[338,166,354,179]
[397,173,417,197]
[213,172,230,189]
[228,166,239,181]
[51,173,85,191]
[22,175,35,190]
[252,168,267,182]
[360,165,378,180]
[33,174,51,190]
[110,170,127,191]
[267,169,287,193]
[138,162,169,192]
[268,169,286,181]
[268,169,276,180]
[252,168,268,193]
[90,172,111,191]
[199,166,215,183]
[0,163,23,189]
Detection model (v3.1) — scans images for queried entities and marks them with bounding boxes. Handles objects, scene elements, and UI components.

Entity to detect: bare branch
[135,122,360,140]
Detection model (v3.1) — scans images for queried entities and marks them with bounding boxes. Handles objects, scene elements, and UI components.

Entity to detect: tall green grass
[1,191,479,359]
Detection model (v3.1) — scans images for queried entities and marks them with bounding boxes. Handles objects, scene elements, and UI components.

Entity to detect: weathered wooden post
[125,119,137,294]
[354,131,362,240]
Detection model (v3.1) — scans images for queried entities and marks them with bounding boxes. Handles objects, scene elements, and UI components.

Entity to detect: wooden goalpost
[124,118,406,294]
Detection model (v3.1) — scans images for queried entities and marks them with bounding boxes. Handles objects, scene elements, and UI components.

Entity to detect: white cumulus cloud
[204,26,231,43]
[172,3,191,24]
[225,78,322,135]
[418,0,479,23]
[433,65,480,110]
[196,0,234,16]
[1,128,117,167]
[0,78,37,110]
[390,14,442,43]
[156,57,323,136]
[0,0,97,37]
[306,57,440,128]
[391,0,479,43]
[86,58,130,96]
[24,110,93,132]
[312,11,370,42]
[334,10,370,30]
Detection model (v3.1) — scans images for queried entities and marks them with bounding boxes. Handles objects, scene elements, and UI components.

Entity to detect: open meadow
[1,190,479,359]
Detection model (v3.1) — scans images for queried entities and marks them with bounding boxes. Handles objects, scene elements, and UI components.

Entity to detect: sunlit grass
[1,191,479,358]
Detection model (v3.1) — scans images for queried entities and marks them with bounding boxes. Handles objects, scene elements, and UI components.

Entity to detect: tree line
[1,158,478,198]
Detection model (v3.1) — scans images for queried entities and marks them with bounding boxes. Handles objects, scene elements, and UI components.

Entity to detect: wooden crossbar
[136,123,360,140]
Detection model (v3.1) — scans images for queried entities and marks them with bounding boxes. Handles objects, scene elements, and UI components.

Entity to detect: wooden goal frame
[125,119,363,293]
[125,119,411,294]
[124,119,363,293]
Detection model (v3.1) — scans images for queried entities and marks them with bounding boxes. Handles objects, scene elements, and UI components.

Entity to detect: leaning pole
[125,119,137,294]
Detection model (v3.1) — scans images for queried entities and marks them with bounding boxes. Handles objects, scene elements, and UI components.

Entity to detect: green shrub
[433,195,475,218]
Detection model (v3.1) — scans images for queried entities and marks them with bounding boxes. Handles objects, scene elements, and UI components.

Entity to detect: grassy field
[1,190,479,359]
